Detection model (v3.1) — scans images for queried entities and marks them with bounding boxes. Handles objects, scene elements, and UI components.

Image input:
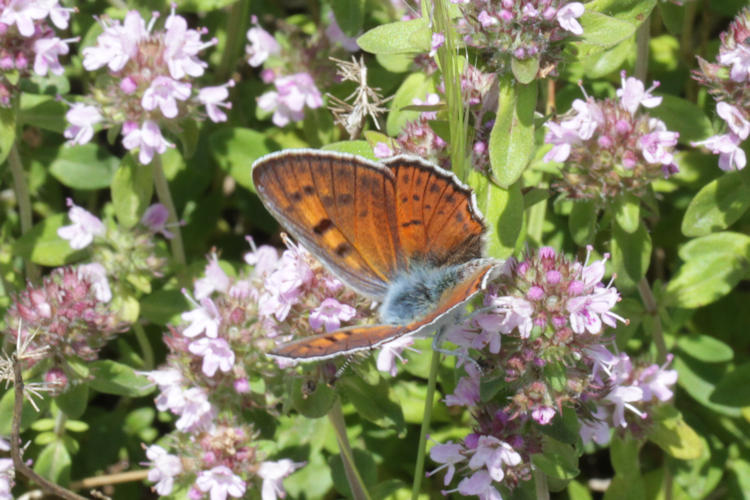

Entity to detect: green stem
[534,469,550,500]
[411,349,440,500]
[152,154,186,267]
[634,15,651,82]
[328,399,370,500]
[9,142,39,282]
[217,0,250,80]
[132,322,154,370]
[637,277,667,363]
[681,0,699,101]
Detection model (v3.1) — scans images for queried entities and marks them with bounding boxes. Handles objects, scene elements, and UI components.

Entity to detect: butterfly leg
[430,326,482,372]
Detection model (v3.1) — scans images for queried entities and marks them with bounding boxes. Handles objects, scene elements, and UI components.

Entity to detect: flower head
[57,198,105,250]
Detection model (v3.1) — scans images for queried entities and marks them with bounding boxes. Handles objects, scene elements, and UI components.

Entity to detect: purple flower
[413,93,441,120]
[692,133,747,171]
[579,406,611,445]
[140,203,174,239]
[82,11,146,72]
[567,286,624,335]
[373,142,394,158]
[77,263,112,302]
[188,338,236,377]
[244,241,279,277]
[145,445,182,496]
[718,42,750,82]
[542,121,579,162]
[33,36,73,76]
[0,0,50,37]
[454,470,502,500]
[181,297,221,338]
[0,458,13,500]
[246,20,280,67]
[144,368,186,413]
[195,466,246,500]
[716,101,750,140]
[638,355,677,402]
[616,72,662,115]
[428,441,465,485]
[175,387,213,431]
[163,9,214,79]
[198,81,235,123]
[141,76,192,118]
[429,32,445,57]
[532,406,556,425]
[309,297,356,332]
[605,384,645,428]
[639,120,679,166]
[477,11,498,28]
[556,2,585,35]
[258,459,302,500]
[445,367,481,407]
[467,435,521,482]
[121,120,174,164]
[376,336,417,376]
[487,295,534,338]
[257,73,323,127]
[63,104,102,146]
[325,13,359,52]
[194,254,230,300]
[57,198,105,249]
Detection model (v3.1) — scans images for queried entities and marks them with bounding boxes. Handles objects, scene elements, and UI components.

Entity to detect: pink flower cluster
[0,0,76,105]
[4,265,125,389]
[64,6,232,164]
[691,7,750,171]
[450,0,584,77]
[429,246,677,498]
[544,73,680,199]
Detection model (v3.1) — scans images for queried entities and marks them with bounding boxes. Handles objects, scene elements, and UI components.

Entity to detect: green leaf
[0,104,16,165]
[19,93,67,133]
[329,448,378,497]
[386,72,435,136]
[56,383,89,420]
[473,178,524,259]
[489,76,537,188]
[531,436,580,480]
[111,155,154,229]
[711,363,750,407]
[673,354,740,417]
[332,0,365,37]
[647,405,704,460]
[538,406,581,445]
[569,200,598,246]
[577,12,638,50]
[665,232,750,308]
[676,334,734,363]
[610,434,640,477]
[511,56,539,84]
[322,140,376,160]
[49,144,119,190]
[140,289,190,325]
[88,360,154,397]
[34,440,71,485]
[649,94,714,145]
[682,172,750,237]
[64,420,89,432]
[13,213,82,266]
[611,218,651,282]
[357,18,431,55]
[210,127,275,193]
[339,377,405,431]
[289,378,337,419]
[613,194,640,234]
[176,119,200,159]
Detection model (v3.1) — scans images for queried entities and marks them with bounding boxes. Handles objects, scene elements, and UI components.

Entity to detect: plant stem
[152,154,186,267]
[11,358,87,500]
[328,399,370,500]
[9,143,39,282]
[132,322,154,370]
[411,349,440,500]
[217,0,250,80]
[534,469,550,500]
[634,15,651,82]
[637,277,667,363]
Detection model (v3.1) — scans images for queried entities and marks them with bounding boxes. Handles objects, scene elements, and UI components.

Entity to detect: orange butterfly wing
[252,150,405,299]
[269,260,498,361]
[384,157,485,267]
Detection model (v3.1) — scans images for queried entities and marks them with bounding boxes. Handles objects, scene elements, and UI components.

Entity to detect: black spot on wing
[335,242,352,257]
[313,218,334,235]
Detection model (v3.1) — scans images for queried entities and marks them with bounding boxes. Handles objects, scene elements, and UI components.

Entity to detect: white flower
[556,2,585,36]
[77,263,112,302]
[145,445,182,496]
[63,104,102,146]
[196,465,246,500]
[188,338,235,377]
[258,459,303,500]
[57,198,105,250]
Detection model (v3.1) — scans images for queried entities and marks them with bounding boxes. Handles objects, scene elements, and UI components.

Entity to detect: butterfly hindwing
[385,158,485,268]
[252,150,406,299]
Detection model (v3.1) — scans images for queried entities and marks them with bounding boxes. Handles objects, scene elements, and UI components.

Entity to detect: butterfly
[251,149,498,362]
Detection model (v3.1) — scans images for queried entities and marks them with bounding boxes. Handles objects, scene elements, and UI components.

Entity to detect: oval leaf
[682,172,750,237]
[614,193,640,234]
[111,155,154,229]
[647,405,704,460]
[357,18,431,55]
[511,56,539,84]
[289,378,337,419]
[0,105,16,165]
[34,440,71,485]
[569,200,598,246]
[210,127,274,192]
[332,0,364,37]
[49,143,119,190]
[676,334,734,363]
[13,213,82,266]
[611,219,651,283]
[88,360,154,397]
[489,76,537,188]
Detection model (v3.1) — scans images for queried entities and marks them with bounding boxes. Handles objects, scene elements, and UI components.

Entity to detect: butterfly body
[252,149,499,362]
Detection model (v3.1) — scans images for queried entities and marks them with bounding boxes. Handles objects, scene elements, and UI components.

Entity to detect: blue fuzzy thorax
[379,265,463,325]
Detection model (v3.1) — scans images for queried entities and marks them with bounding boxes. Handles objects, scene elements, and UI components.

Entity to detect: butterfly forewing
[252,151,403,299]
[385,158,485,268]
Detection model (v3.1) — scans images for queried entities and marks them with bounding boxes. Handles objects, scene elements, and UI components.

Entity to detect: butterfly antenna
[333,353,366,382]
